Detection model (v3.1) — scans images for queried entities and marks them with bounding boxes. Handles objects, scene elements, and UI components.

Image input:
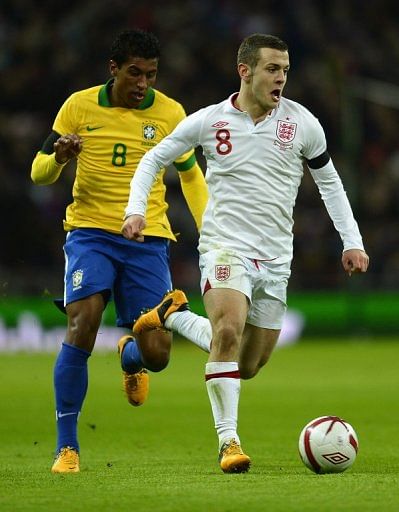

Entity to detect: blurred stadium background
[1,0,398,348]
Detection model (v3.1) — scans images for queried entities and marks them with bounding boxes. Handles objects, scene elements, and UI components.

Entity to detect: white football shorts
[199,248,290,329]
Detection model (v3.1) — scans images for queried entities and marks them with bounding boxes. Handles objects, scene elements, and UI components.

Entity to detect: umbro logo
[86,125,104,131]
[212,121,229,128]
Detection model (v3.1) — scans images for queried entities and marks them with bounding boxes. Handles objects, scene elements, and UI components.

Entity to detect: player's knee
[212,324,241,352]
[144,353,170,372]
[239,365,258,380]
[68,316,97,336]
[239,359,268,380]
[66,311,101,350]
[67,298,103,337]
[138,332,171,371]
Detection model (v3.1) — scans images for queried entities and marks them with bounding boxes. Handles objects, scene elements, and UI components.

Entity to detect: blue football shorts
[62,228,172,327]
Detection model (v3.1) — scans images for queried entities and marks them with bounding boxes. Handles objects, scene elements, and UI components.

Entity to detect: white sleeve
[302,114,327,160]
[124,111,202,218]
[309,160,364,251]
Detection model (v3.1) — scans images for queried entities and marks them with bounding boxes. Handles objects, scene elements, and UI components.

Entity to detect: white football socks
[165,310,211,353]
[205,361,241,449]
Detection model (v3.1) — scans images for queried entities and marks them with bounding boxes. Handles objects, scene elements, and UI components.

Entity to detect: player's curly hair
[237,34,288,69]
[110,29,161,66]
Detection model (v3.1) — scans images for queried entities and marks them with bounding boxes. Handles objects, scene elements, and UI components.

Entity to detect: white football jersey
[126,93,364,262]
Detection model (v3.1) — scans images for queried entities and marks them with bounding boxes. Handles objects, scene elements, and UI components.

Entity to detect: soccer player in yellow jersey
[31,29,209,473]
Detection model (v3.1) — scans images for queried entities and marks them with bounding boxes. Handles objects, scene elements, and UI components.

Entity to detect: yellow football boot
[117,335,149,406]
[51,446,80,473]
[132,289,189,335]
[218,439,251,473]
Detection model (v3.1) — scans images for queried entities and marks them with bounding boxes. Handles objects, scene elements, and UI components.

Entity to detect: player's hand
[342,249,369,277]
[54,134,82,164]
[122,214,146,242]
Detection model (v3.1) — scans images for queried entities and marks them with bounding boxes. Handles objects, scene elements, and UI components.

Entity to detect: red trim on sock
[205,370,241,381]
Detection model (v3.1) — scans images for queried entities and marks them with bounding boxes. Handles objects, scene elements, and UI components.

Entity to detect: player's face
[249,48,289,113]
[109,57,158,108]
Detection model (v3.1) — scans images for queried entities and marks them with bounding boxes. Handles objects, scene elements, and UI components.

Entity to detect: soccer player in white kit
[122,34,369,473]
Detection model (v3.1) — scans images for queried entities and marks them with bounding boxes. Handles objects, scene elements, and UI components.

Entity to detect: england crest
[215,265,230,281]
[276,120,297,143]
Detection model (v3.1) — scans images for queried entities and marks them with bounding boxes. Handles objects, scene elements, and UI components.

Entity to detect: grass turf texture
[0,338,398,512]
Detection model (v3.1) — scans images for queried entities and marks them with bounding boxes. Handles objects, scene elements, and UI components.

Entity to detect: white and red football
[298,415,359,474]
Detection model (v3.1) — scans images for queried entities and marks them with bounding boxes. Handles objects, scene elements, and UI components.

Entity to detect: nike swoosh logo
[86,125,104,131]
[57,411,78,419]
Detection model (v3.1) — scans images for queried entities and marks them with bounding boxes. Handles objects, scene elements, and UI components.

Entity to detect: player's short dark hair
[237,34,288,68]
[110,29,161,66]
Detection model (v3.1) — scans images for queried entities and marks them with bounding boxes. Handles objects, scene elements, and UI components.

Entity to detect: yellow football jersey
[52,80,196,239]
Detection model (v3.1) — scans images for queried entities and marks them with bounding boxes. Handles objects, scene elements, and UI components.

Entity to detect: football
[298,415,359,474]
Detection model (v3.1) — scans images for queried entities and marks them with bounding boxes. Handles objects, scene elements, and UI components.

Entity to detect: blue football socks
[54,342,91,453]
[120,338,144,374]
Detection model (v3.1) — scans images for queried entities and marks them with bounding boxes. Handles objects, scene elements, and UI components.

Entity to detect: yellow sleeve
[31,152,65,185]
[178,162,208,231]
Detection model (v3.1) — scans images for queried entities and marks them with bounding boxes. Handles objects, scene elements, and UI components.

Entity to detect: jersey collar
[98,79,155,109]
[226,93,242,113]
[226,92,280,118]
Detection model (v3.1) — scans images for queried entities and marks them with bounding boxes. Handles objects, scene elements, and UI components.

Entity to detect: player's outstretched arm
[122,214,146,242]
[342,249,369,276]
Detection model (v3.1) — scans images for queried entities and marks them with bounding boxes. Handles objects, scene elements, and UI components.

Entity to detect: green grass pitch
[0,338,398,511]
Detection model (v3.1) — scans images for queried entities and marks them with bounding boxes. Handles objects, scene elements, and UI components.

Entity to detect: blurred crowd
[1,0,399,298]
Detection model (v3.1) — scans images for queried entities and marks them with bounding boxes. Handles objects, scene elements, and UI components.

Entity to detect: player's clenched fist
[122,214,146,242]
[54,133,82,164]
[342,249,369,276]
